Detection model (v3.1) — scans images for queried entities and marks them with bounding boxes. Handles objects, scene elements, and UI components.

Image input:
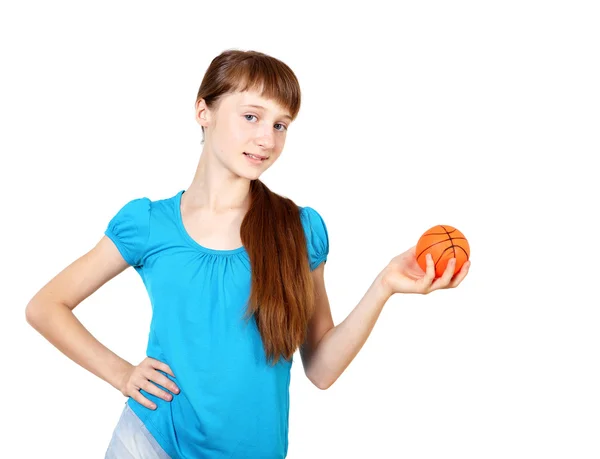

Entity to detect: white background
[2,1,599,457]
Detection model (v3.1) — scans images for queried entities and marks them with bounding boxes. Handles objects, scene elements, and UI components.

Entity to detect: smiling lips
[244,152,268,161]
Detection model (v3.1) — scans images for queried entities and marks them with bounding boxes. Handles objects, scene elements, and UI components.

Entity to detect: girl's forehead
[235,90,275,105]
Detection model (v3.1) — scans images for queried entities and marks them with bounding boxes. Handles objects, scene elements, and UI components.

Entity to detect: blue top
[104,189,329,459]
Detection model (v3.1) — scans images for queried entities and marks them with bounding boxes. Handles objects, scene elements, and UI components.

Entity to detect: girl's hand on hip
[118,357,180,410]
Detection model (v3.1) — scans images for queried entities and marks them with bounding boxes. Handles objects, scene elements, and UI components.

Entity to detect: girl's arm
[25,236,179,408]
[299,262,390,390]
[26,236,135,391]
[300,249,470,390]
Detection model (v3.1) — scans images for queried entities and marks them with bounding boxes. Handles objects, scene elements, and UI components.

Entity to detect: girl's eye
[245,114,287,132]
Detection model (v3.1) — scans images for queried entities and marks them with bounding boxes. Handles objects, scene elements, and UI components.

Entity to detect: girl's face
[197,90,293,180]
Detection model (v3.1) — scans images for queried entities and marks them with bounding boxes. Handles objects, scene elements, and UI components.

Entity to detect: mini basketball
[416,225,470,278]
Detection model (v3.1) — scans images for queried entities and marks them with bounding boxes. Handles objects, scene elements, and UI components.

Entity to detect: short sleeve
[300,206,330,271]
[104,198,152,267]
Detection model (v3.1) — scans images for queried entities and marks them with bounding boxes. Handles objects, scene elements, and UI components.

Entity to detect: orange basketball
[416,225,470,278]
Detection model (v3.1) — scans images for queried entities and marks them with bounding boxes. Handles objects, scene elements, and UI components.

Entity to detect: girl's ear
[195,99,210,127]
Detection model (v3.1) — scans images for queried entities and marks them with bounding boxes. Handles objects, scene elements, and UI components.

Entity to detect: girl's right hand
[119,357,180,410]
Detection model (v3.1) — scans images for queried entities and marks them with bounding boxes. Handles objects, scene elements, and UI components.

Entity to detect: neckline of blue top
[174,189,248,256]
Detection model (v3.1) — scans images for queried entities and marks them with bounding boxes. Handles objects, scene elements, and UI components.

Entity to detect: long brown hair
[196,50,314,366]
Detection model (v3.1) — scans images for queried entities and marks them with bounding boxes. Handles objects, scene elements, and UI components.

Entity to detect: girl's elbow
[311,373,335,390]
[25,301,44,328]
[25,298,60,328]
[316,380,332,390]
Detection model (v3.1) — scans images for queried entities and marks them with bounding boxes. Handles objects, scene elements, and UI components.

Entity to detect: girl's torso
[104,189,329,458]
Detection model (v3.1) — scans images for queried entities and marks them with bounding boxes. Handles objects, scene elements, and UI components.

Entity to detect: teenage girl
[25,49,470,459]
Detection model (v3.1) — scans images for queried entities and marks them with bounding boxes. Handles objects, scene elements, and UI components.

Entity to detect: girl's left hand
[381,246,471,296]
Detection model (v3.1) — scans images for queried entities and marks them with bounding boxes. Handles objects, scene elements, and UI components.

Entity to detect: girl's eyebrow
[240,104,292,122]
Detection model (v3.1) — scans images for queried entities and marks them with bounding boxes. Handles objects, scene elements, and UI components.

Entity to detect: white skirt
[105,402,171,459]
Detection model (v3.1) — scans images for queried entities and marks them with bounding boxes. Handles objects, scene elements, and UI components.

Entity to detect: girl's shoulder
[298,206,330,271]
